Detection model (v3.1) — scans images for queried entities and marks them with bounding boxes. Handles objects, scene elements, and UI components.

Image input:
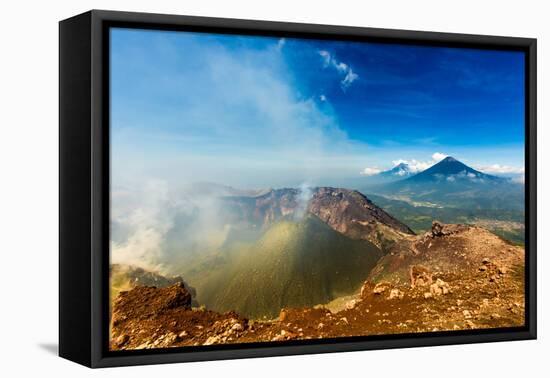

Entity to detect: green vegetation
[366,194,525,245]
[188,214,383,319]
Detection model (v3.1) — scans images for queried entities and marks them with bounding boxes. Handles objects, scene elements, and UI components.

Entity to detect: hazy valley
[360,157,525,244]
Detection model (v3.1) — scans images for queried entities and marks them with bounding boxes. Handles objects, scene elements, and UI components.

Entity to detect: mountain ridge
[405,156,504,183]
[366,157,523,212]
[223,186,414,250]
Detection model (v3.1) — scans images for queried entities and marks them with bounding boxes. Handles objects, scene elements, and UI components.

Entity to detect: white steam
[110,179,232,274]
[110,180,173,271]
[294,183,313,220]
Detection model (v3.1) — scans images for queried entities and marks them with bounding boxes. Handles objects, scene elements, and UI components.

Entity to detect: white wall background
[0,0,547,376]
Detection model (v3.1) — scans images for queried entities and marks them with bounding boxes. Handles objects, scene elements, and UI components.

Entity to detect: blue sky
[110,28,525,189]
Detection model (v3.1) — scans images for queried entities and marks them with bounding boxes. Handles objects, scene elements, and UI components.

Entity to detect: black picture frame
[59,9,537,368]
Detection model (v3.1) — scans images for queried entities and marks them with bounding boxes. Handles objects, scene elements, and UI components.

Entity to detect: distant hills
[364,156,524,212]
[367,156,506,185]
[357,156,525,243]
[404,156,504,183]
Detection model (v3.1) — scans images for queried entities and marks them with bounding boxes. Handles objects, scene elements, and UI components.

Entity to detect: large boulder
[113,282,192,323]
[431,221,446,237]
[430,221,469,238]
[110,264,198,305]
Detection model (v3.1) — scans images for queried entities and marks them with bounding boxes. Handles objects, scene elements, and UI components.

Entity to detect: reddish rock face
[113,282,192,322]
[307,187,415,237]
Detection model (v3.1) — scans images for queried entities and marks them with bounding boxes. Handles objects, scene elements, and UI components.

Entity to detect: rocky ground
[110,222,525,350]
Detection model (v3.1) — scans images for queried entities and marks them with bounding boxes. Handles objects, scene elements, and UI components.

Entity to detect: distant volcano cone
[405,156,500,182]
[376,162,414,179]
[376,156,521,212]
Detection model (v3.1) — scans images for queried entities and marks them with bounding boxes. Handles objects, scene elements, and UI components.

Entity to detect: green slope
[198,214,383,319]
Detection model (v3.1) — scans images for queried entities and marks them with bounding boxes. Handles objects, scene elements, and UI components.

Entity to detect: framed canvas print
[59,10,537,368]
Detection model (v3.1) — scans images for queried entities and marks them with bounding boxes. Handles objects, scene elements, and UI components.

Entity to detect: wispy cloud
[318,50,331,66]
[359,167,382,176]
[360,152,447,177]
[362,153,525,181]
[431,152,448,162]
[391,159,430,173]
[391,152,448,173]
[475,164,525,175]
[111,179,233,274]
[111,30,369,188]
[318,50,358,90]
[110,180,175,272]
[276,38,286,51]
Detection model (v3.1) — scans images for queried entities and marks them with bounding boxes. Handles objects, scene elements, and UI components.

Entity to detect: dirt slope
[110,222,524,350]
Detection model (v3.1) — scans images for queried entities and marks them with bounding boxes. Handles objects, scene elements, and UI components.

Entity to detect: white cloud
[391,158,431,173]
[318,50,359,90]
[111,35,366,187]
[110,180,174,272]
[476,164,525,175]
[342,69,359,88]
[111,180,233,275]
[276,38,286,51]
[335,62,348,73]
[360,167,382,176]
[391,152,449,174]
[432,152,448,162]
[394,167,409,176]
[319,50,331,66]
